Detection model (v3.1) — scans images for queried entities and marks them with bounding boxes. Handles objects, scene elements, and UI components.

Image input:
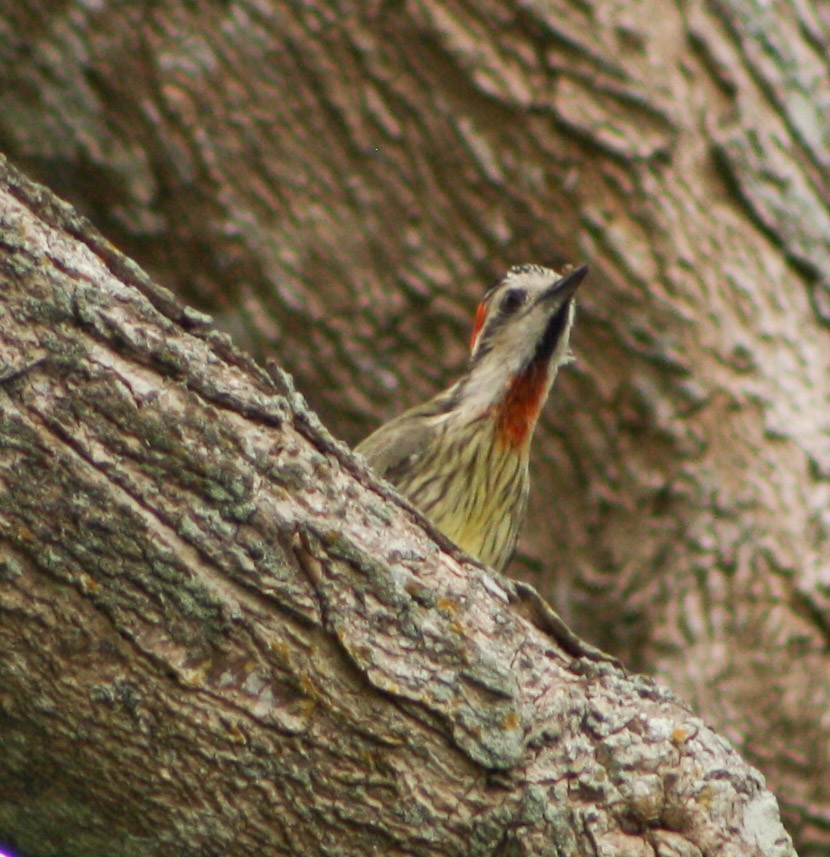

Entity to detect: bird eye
[501,288,526,313]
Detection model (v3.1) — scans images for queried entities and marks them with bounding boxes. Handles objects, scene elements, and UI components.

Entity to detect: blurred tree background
[1,1,828,849]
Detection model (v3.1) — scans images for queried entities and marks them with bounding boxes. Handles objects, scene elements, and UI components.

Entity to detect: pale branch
[0,156,796,856]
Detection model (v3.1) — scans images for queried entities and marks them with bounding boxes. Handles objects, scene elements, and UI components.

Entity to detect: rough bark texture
[1,0,828,850]
[0,155,797,857]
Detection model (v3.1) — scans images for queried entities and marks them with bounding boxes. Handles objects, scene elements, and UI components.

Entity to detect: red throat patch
[495,360,549,449]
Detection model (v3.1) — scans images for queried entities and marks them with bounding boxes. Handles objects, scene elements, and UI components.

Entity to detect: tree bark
[0,156,798,856]
[1,0,829,850]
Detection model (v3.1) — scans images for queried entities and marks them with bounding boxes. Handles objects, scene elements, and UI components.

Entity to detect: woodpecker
[357,263,588,572]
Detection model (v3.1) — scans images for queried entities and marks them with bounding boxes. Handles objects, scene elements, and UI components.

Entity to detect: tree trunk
[0,154,797,857]
[1,0,828,850]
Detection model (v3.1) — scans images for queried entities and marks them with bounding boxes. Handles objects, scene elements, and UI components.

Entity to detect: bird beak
[538,264,589,305]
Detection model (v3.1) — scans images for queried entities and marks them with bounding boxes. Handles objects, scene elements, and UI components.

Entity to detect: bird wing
[355,387,457,487]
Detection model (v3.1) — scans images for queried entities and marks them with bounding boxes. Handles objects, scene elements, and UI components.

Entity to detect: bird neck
[494,359,551,450]
[451,347,559,450]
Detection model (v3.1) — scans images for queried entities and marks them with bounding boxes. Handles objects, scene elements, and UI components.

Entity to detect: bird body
[357,263,587,571]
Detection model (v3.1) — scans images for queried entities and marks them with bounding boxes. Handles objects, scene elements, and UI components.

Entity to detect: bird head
[459,263,589,447]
